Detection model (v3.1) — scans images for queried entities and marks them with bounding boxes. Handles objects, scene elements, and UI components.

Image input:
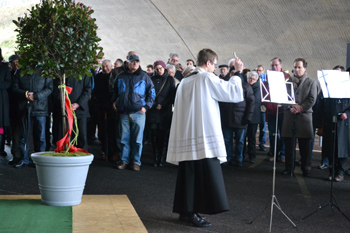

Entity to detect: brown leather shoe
[132,164,140,171]
[117,162,127,170]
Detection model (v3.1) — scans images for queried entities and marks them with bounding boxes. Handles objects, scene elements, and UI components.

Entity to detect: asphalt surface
[1,140,350,233]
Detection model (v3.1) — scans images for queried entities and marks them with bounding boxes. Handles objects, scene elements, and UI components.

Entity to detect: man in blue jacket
[113,54,155,171]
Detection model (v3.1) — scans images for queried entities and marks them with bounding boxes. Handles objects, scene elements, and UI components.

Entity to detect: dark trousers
[259,112,267,146]
[285,137,312,172]
[45,114,52,151]
[73,118,88,151]
[173,158,229,215]
[328,135,348,176]
[87,98,99,142]
[247,124,258,160]
[10,118,22,159]
[52,115,88,151]
[150,127,168,165]
[97,106,117,157]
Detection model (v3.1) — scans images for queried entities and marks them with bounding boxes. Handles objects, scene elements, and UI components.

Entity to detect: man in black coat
[52,75,92,151]
[220,69,255,167]
[11,70,53,167]
[0,51,11,157]
[321,66,350,182]
[94,59,118,160]
[7,55,21,164]
[246,71,261,163]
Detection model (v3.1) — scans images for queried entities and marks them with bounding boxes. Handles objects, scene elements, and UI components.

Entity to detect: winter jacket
[220,72,255,128]
[249,80,261,124]
[0,62,11,127]
[52,76,92,119]
[147,70,175,129]
[113,66,155,114]
[11,70,53,117]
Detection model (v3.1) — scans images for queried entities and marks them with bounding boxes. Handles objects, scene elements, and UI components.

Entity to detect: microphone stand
[301,114,350,221]
[290,112,297,177]
[249,105,296,232]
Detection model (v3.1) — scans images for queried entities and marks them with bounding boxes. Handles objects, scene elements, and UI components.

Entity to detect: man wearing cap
[113,54,155,171]
[11,67,53,167]
[218,64,230,80]
[9,55,19,76]
[7,55,23,165]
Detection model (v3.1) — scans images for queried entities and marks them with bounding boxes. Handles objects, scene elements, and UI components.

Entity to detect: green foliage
[13,0,103,80]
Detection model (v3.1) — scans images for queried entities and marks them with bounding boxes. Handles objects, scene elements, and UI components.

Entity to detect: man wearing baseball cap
[112,53,155,171]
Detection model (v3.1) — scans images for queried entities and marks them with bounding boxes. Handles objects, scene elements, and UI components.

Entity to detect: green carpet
[0,199,72,233]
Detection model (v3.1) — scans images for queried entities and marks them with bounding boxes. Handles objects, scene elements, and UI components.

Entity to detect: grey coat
[281,75,317,138]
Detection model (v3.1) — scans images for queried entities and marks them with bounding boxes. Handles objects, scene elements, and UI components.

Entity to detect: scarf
[293,73,306,89]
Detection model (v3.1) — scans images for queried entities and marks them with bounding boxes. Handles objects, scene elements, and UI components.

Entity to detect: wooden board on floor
[0,195,147,233]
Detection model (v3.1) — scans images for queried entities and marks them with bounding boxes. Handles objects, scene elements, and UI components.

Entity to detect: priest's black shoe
[179,213,211,227]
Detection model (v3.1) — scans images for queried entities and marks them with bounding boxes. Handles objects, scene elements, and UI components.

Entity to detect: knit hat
[153,60,166,69]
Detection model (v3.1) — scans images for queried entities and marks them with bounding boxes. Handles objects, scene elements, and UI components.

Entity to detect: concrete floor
[1,139,350,232]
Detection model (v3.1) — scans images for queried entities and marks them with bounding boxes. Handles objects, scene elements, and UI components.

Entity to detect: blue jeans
[118,112,146,165]
[222,127,246,163]
[22,116,46,164]
[259,112,267,146]
[267,114,285,158]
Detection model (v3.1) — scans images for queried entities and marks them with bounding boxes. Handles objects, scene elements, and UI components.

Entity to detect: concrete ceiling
[4,0,350,75]
[28,0,350,75]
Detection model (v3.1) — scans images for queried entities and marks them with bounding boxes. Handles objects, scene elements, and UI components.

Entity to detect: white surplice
[166,68,244,164]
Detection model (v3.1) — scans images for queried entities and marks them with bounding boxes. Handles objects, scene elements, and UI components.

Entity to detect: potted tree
[13,0,103,206]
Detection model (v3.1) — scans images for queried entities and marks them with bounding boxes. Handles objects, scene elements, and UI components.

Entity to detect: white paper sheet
[318,70,350,98]
[267,70,289,103]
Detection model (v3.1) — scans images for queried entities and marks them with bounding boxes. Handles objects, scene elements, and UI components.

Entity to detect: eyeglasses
[210,61,217,68]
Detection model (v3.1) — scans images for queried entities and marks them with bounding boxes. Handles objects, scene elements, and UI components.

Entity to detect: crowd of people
[1,46,350,227]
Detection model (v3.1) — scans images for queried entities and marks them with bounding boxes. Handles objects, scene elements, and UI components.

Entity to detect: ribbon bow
[55,85,88,153]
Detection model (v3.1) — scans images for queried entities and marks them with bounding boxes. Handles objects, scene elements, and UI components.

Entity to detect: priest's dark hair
[197,49,218,67]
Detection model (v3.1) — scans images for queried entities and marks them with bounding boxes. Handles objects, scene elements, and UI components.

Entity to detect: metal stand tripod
[301,115,350,222]
[250,105,296,232]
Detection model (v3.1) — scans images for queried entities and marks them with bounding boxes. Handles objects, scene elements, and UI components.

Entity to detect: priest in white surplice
[167,49,244,227]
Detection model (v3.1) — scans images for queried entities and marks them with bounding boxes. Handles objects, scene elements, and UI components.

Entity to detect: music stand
[250,71,296,232]
[301,70,350,221]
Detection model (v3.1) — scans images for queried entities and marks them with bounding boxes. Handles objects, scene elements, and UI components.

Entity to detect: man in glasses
[167,48,244,227]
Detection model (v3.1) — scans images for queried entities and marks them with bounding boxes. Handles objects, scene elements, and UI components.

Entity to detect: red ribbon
[55,86,88,153]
